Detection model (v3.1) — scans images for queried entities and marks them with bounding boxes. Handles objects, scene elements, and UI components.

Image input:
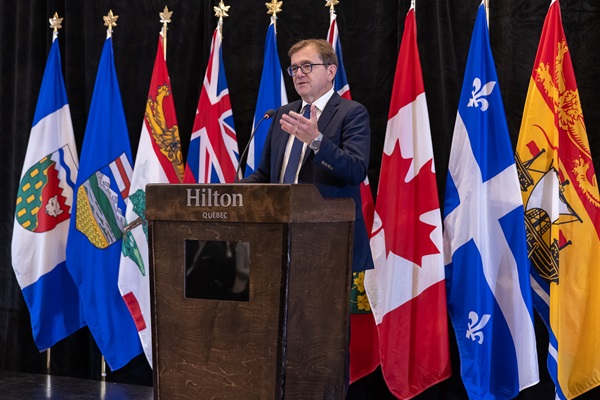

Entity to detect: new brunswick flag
[516,1,600,398]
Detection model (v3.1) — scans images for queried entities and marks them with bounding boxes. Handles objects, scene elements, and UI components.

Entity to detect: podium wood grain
[147,184,353,399]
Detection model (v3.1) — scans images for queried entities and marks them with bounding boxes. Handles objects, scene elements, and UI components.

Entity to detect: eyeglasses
[287,63,329,77]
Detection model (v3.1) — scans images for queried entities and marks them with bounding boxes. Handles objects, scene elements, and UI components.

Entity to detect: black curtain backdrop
[2,1,599,399]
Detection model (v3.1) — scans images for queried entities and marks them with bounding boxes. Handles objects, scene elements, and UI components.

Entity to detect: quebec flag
[12,34,85,351]
[442,4,539,399]
[244,17,287,177]
[66,36,142,370]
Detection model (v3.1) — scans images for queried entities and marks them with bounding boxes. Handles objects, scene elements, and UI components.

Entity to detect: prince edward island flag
[442,4,539,399]
[118,35,184,367]
[66,35,142,371]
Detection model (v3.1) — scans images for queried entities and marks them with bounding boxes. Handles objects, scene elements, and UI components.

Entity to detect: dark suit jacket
[243,92,374,273]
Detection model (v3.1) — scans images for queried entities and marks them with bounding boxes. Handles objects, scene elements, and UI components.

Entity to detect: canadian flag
[364,6,451,399]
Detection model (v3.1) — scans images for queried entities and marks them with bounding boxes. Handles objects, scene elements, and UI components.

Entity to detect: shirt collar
[302,87,335,113]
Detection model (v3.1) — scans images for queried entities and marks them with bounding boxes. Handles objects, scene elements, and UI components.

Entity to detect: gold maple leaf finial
[49,12,63,33]
[103,10,119,31]
[266,0,283,16]
[214,1,230,19]
[325,0,339,11]
[160,6,173,25]
[160,6,173,60]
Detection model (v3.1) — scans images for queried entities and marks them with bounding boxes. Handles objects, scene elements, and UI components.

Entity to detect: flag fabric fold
[118,35,184,367]
[364,6,450,398]
[327,9,380,384]
[348,176,380,384]
[66,36,142,371]
[244,17,287,177]
[443,4,539,399]
[184,24,238,184]
[516,1,600,398]
[11,35,85,351]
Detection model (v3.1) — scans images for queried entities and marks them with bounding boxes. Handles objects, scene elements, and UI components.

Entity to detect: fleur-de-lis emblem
[468,77,496,112]
[466,311,490,344]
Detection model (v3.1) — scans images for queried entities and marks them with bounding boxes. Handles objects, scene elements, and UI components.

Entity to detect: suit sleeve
[312,102,370,186]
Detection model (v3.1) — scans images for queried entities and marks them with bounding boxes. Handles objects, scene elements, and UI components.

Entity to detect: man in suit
[242,38,373,273]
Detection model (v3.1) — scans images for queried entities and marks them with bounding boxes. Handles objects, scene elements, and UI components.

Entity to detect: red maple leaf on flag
[374,143,440,267]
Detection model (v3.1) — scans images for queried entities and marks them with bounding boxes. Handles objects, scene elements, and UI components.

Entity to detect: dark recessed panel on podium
[146,184,354,400]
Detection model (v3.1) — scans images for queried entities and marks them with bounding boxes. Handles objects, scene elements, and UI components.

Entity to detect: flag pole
[160,6,172,61]
[214,0,230,38]
[49,11,63,41]
[325,0,340,23]
[325,0,339,12]
[99,10,119,382]
[44,11,64,377]
[266,0,282,28]
[46,348,51,374]
[101,356,107,381]
[483,0,489,26]
[103,9,118,39]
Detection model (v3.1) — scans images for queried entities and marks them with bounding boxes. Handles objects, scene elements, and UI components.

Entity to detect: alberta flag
[244,17,287,177]
[184,23,238,183]
[442,4,539,399]
[516,1,600,398]
[12,33,85,351]
[364,6,450,398]
[66,36,142,370]
[327,8,379,384]
[118,35,184,367]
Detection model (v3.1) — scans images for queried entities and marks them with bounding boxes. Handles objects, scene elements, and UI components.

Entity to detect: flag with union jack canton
[327,11,350,100]
[184,22,238,183]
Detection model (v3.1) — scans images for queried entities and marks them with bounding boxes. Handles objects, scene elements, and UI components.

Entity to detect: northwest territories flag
[442,4,539,398]
[244,17,287,177]
[327,8,380,384]
[12,33,85,351]
[516,1,600,397]
[66,36,142,370]
[184,23,238,183]
[118,35,184,367]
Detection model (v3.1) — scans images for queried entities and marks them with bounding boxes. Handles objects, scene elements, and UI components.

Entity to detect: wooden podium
[146,184,355,399]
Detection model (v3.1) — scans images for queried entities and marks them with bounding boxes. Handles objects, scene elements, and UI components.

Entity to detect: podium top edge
[145,183,355,223]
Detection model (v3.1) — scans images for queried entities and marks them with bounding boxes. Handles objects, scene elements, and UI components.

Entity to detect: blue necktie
[282,105,311,183]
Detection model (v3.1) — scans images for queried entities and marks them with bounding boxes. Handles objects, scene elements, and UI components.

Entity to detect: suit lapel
[317,92,340,134]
